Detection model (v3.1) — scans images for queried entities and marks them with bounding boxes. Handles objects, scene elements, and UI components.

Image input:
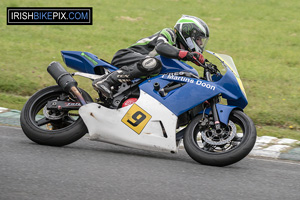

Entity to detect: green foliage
[0,0,299,137]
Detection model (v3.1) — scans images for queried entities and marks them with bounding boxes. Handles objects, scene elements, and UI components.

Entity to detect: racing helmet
[174,15,209,53]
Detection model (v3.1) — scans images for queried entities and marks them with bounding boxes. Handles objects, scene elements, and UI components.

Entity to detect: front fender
[201,104,240,125]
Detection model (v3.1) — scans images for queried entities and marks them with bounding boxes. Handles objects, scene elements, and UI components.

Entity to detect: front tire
[183,110,256,166]
[20,85,93,146]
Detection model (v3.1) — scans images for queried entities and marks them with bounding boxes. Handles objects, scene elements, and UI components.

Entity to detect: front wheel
[183,110,256,166]
[20,85,93,146]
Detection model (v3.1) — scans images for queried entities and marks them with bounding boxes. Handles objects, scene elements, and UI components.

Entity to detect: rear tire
[20,85,93,146]
[183,110,256,166]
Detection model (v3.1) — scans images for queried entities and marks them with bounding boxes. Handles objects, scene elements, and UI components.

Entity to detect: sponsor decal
[65,102,81,107]
[122,104,151,134]
[7,7,92,25]
[162,74,216,91]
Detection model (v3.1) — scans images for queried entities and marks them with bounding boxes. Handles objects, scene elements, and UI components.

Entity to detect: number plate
[121,104,152,134]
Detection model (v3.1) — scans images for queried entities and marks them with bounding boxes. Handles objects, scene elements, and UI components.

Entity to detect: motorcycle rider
[93,15,210,98]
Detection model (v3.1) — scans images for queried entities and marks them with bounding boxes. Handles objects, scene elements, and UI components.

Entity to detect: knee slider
[138,57,162,75]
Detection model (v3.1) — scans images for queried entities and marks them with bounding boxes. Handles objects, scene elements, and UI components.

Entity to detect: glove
[190,52,205,66]
[178,50,205,66]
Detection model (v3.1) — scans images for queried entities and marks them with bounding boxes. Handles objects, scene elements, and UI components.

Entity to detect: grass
[257,126,300,141]
[0,0,299,139]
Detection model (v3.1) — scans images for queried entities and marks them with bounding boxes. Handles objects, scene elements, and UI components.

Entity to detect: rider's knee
[137,57,162,75]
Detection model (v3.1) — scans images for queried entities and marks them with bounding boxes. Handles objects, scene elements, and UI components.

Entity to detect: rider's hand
[178,50,205,65]
[190,52,205,66]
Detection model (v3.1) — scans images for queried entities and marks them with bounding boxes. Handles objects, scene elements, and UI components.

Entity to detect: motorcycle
[20,50,257,166]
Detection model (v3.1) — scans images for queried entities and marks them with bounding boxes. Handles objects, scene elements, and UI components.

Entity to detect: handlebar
[193,59,219,75]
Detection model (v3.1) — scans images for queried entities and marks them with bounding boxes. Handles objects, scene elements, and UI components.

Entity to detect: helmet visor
[186,36,208,53]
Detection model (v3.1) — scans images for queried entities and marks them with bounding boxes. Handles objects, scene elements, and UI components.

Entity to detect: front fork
[205,70,222,132]
[210,97,222,132]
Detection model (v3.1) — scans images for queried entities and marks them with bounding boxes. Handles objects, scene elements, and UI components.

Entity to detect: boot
[92,67,137,98]
[92,70,121,98]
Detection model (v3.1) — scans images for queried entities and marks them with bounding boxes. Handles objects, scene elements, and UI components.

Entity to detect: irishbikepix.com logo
[7,7,92,25]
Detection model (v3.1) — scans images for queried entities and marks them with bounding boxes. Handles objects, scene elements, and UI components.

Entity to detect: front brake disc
[201,120,237,145]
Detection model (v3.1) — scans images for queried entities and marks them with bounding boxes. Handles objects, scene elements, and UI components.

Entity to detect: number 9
[127,111,146,127]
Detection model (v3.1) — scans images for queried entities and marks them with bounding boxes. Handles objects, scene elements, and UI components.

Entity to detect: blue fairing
[214,67,248,108]
[61,51,247,125]
[139,66,247,116]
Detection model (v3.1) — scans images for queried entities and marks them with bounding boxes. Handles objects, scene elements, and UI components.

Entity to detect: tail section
[61,51,118,74]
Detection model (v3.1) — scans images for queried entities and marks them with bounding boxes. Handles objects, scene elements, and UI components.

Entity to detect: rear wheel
[20,85,93,146]
[183,109,256,166]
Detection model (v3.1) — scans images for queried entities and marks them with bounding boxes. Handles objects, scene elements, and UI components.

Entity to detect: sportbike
[20,50,256,166]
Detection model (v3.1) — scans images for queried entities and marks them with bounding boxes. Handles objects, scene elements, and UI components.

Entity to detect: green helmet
[174,15,209,53]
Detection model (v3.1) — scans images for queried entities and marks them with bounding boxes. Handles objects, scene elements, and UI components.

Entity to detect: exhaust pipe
[47,61,86,105]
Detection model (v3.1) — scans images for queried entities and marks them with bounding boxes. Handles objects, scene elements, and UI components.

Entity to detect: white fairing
[79,90,179,153]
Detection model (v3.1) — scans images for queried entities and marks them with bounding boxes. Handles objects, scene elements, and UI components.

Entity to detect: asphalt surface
[1,108,300,161]
[1,126,300,200]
